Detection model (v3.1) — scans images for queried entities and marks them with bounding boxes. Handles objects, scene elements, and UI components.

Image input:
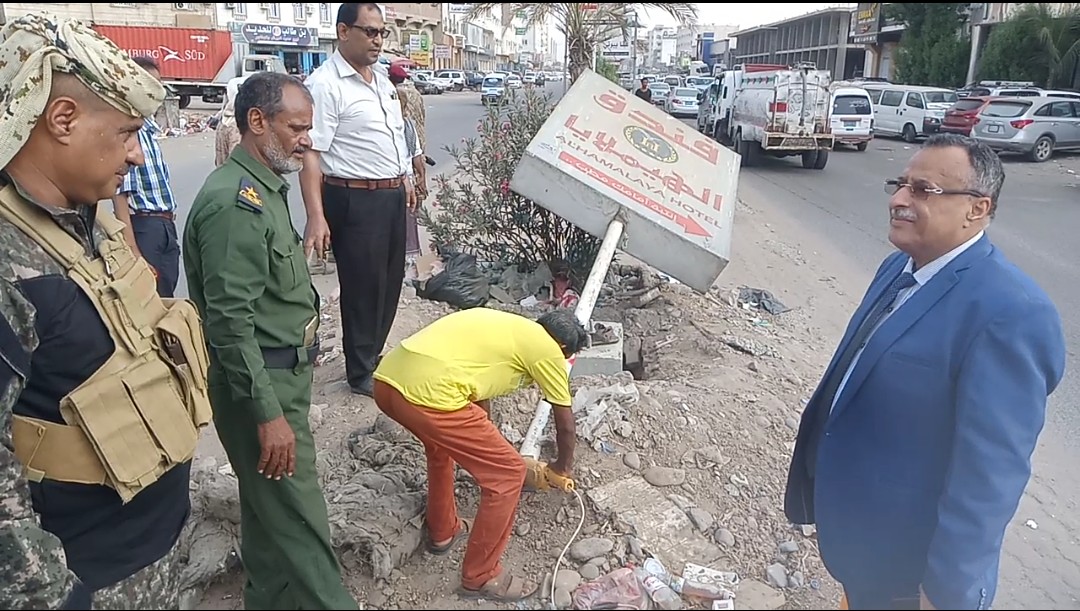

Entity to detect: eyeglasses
[884,179,986,200]
[350,25,390,39]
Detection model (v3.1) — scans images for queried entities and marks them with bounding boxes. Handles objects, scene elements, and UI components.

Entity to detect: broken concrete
[587,475,724,572]
[573,320,625,377]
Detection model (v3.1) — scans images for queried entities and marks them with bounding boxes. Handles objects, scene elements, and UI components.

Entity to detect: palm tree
[1015,3,1080,88]
[464,3,698,83]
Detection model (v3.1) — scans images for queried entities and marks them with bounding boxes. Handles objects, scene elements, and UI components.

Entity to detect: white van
[862,84,958,143]
[829,86,874,151]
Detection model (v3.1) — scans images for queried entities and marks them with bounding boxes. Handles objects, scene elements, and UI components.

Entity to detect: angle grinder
[523,457,575,492]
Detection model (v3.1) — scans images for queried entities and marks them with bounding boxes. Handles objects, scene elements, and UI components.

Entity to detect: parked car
[465,71,485,90]
[411,72,442,95]
[665,87,701,118]
[941,95,997,136]
[972,95,1080,162]
[434,69,466,91]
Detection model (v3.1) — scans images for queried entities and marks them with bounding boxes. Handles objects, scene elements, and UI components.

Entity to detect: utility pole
[629,11,638,78]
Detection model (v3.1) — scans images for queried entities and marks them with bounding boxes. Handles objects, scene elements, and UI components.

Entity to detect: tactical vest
[0,184,213,504]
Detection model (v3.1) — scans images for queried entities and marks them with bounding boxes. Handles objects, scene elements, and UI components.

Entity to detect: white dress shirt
[829,230,986,412]
[305,52,419,180]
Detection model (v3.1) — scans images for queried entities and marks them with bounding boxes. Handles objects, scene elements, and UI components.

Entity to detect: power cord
[550,487,587,609]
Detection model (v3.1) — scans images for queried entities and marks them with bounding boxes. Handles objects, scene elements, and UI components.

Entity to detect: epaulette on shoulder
[236,177,264,214]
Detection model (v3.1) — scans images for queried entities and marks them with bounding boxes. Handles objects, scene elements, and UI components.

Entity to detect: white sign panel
[510,71,740,292]
[601,38,631,59]
[448,4,472,14]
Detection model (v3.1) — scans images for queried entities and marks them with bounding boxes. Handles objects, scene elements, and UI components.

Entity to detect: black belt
[261,343,320,369]
[131,210,176,221]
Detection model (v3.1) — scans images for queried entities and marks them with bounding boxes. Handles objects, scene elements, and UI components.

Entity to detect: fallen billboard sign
[510,70,739,293]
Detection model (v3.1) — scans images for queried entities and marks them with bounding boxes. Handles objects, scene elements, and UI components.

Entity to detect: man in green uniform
[183,71,359,609]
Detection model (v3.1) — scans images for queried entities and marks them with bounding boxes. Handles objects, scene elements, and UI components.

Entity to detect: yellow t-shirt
[373,308,574,411]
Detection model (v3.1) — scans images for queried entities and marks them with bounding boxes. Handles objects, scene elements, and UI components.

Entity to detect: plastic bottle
[633,567,684,610]
[680,578,732,601]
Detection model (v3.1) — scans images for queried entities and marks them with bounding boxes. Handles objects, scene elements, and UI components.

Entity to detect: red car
[941,95,999,136]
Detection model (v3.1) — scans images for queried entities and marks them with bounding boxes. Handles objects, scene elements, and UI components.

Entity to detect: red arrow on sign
[558,151,712,239]
[637,196,710,237]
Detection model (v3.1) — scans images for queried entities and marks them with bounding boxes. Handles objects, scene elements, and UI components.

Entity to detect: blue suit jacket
[784,234,1065,609]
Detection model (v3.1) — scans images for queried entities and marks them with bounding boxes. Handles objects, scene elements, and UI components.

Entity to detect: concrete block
[510,70,740,294]
[571,321,624,378]
[587,474,724,571]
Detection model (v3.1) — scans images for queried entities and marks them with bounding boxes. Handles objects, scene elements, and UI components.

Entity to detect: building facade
[647,26,678,68]
[676,23,738,63]
[443,4,499,72]
[731,7,859,81]
[850,2,906,80]
[218,3,338,77]
[0,2,216,28]
[382,2,442,69]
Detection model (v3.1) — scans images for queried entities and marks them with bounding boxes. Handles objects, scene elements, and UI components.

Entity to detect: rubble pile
[184,259,842,610]
[475,264,836,609]
[178,413,443,604]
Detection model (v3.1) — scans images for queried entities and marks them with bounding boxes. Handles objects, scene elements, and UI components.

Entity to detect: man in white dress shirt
[300,2,419,397]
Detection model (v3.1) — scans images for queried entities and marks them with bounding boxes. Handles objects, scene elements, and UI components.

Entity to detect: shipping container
[92,25,233,83]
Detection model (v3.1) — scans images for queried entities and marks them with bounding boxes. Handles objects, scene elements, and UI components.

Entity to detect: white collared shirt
[305,52,419,180]
[829,231,985,412]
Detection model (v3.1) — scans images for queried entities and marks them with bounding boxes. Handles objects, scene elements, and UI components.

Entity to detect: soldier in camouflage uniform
[0,13,207,610]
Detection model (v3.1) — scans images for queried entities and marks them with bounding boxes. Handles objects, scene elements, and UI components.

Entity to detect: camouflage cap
[0,12,166,168]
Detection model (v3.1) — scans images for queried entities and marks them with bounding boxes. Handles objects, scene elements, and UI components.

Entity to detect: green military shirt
[183,146,318,423]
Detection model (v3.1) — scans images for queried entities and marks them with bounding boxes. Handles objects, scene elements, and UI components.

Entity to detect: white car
[435,69,466,91]
[506,74,523,89]
[414,69,451,92]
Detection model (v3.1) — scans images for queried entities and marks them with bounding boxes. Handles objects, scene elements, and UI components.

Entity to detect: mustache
[891,207,917,221]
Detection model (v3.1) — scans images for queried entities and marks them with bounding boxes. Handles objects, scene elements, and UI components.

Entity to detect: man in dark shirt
[634,78,652,103]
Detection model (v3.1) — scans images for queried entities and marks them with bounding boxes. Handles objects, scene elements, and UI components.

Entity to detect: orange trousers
[373,381,527,590]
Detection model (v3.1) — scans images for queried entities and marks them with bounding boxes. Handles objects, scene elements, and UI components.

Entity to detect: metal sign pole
[519,218,625,460]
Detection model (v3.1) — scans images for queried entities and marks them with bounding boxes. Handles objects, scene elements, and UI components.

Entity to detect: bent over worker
[372,307,586,602]
[0,14,213,609]
[183,71,359,610]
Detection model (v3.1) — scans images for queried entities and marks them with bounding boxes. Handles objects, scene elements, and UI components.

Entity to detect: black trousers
[321,182,407,388]
[130,214,180,298]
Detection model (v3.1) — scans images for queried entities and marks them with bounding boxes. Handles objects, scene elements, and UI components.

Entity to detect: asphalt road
[159,81,1078,608]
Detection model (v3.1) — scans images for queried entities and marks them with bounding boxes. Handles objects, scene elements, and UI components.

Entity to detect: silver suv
[972,95,1080,162]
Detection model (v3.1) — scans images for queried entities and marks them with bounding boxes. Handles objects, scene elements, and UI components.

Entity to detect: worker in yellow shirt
[372,308,587,602]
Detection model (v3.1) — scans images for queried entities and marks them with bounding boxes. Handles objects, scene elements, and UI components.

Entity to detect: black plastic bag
[415,252,490,309]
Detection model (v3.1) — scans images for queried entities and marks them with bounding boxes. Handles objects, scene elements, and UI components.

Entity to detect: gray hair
[235,71,312,135]
[537,309,589,355]
[922,133,1005,218]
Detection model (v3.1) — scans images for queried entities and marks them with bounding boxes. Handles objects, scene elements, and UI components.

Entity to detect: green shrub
[418,88,601,283]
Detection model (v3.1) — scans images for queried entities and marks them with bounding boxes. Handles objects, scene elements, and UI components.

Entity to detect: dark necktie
[806,271,917,477]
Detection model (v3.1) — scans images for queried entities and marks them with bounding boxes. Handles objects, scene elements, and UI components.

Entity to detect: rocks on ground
[186,254,842,610]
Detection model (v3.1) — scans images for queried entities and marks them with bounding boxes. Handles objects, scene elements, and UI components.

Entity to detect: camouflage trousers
[90,544,183,610]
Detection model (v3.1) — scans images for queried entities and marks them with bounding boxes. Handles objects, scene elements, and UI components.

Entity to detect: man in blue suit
[785,133,1066,610]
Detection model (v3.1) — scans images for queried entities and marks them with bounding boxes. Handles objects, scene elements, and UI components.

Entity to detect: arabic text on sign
[592,89,724,168]
[564,114,725,214]
[557,150,710,238]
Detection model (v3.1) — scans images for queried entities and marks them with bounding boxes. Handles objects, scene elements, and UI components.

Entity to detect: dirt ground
[188,179,875,610]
